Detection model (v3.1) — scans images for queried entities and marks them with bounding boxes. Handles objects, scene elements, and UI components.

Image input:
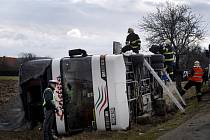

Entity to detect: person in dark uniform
[161,39,175,80]
[121,28,141,53]
[43,80,58,140]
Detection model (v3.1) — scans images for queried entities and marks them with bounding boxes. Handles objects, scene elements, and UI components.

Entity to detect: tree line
[0,53,50,76]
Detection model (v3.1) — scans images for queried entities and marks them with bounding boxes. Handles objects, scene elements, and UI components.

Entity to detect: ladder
[125,56,153,119]
[163,71,186,106]
[143,59,185,113]
[139,57,153,113]
[125,58,139,100]
[125,57,140,121]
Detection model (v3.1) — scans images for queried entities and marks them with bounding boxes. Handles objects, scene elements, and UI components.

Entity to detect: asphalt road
[157,94,210,140]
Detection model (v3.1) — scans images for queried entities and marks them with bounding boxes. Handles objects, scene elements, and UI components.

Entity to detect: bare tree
[140,2,206,87]
[180,46,209,70]
[18,52,37,64]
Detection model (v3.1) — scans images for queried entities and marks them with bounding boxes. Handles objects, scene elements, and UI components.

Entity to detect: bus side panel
[106,55,129,130]
[92,55,108,131]
[52,58,66,134]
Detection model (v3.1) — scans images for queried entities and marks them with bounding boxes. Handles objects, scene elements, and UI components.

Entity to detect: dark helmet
[128,28,134,33]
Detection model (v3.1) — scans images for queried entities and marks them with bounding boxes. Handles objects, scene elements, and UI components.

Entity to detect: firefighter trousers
[43,109,55,140]
[121,45,139,53]
[183,80,202,101]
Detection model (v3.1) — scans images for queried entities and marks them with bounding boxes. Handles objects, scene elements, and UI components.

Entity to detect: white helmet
[194,61,200,66]
[49,80,58,84]
[165,39,171,45]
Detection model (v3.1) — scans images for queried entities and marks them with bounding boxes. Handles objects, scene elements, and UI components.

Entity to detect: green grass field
[0,76,19,80]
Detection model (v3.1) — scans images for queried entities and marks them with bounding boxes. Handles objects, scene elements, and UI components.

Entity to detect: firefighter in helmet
[43,80,58,140]
[121,28,141,53]
[181,61,204,101]
[161,39,175,79]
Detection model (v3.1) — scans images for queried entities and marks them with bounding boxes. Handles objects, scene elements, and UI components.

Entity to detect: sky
[0,0,210,58]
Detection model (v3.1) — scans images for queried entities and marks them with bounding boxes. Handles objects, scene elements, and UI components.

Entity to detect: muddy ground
[0,80,18,105]
[0,79,209,140]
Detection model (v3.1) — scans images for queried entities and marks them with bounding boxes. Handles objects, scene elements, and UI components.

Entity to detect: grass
[0,81,204,140]
[65,95,200,140]
[127,83,204,140]
[0,76,19,80]
[127,98,199,140]
[0,98,200,140]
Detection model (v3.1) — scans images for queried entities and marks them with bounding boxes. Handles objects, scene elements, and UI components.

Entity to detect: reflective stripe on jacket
[126,33,141,49]
[130,39,141,48]
[190,67,204,82]
[163,49,175,62]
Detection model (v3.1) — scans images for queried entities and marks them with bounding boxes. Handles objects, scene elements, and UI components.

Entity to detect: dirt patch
[0,79,207,140]
[0,127,42,140]
[0,80,18,105]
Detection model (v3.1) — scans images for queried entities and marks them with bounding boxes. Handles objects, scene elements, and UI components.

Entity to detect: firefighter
[161,39,175,80]
[121,28,141,53]
[181,61,204,101]
[43,80,58,140]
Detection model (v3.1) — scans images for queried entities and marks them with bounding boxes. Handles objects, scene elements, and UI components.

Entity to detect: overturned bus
[19,49,165,134]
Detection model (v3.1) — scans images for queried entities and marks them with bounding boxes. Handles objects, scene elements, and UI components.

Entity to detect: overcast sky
[0,0,210,58]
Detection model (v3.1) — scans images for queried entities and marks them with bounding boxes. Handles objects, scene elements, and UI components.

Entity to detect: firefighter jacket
[189,66,204,83]
[43,87,56,110]
[126,33,141,49]
[162,47,175,64]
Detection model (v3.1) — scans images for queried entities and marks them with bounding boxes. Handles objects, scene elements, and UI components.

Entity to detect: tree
[180,46,209,70]
[18,52,37,64]
[140,2,206,88]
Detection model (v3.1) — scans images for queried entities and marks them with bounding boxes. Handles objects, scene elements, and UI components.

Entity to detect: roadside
[157,92,210,140]
[58,88,203,140]
[0,77,208,140]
